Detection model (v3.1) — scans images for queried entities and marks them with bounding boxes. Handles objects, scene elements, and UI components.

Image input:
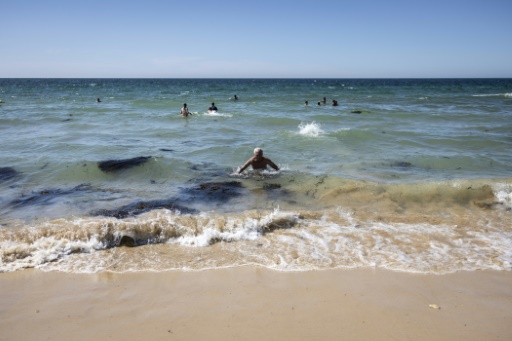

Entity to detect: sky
[1,0,511,78]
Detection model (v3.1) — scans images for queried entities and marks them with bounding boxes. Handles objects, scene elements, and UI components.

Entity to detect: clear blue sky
[2,0,511,78]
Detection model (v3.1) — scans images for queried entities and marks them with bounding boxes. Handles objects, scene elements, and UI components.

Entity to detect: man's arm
[238,158,253,173]
[266,158,279,171]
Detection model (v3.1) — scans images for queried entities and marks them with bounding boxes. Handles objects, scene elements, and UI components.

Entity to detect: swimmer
[238,148,279,173]
[208,102,218,111]
[332,100,339,106]
[96,98,101,103]
[305,100,309,105]
[180,103,191,117]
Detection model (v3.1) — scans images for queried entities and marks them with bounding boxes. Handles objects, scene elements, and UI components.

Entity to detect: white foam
[472,93,512,98]
[260,208,512,273]
[204,111,233,117]
[231,166,284,178]
[493,183,512,210]
[171,208,298,247]
[298,122,325,137]
[0,233,106,272]
[2,204,510,274]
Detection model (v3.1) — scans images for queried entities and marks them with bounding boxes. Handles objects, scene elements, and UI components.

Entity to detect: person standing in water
[238,148,279,173]
[208,102,218,111]
[180,103,191,117]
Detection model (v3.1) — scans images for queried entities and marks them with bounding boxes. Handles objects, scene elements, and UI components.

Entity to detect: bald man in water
[238,148,279,173]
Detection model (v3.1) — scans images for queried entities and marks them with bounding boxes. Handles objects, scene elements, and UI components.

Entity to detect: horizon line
[1,77,511,80]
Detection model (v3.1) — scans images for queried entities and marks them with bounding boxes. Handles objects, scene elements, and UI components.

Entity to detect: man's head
[254,147,263,159]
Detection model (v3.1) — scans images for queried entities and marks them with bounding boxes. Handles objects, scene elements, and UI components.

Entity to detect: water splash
[298,122,325,137]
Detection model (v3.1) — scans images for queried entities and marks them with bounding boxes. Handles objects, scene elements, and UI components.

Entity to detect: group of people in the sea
[93,94,340,173]
[304,97,338,106]
[180,94,240,117]
[177,94,344,173]
[179,102,218,117]
[179,96,278,173]
[94,94,276,173]
[180,94,338,118]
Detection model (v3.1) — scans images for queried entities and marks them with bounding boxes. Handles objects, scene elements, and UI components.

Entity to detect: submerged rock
[93,181,244,219]
[0,167,19,181]
[119,235,136,247]
[98,156,151,172]
[10,184,93,207]
[93,199,198,219]
[391,161,413,168]
[263,183,281,190]
[181,181,244,203]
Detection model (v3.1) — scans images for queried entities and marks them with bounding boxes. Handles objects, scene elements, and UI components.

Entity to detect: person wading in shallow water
[238,148,279,173]
[180,103,191,117]
[208,102,218,111]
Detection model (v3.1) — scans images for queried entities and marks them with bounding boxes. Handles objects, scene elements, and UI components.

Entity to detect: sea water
[0,78,511,273]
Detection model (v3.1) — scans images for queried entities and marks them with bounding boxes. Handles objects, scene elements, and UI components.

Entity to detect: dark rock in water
[93,181,244,219]
[94,199,198,219]
[351,110,362,114]
[261,183,291,201]
[263,183,281,190]
[391,161,413,168]
[0,167,19,181]
[98,156,151,172]
[119,235,135,247]
[187,163,231,183]
[181,181,244,203]
[10,184,92,207]
[189,162,218,171]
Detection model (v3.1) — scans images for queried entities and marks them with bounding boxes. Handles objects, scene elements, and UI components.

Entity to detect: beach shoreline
[1,267,511,341]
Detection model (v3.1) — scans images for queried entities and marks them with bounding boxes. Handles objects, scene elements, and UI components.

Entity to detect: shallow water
[1,78,511,273]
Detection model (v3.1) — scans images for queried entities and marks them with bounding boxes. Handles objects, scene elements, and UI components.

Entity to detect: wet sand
[1,268,511,341]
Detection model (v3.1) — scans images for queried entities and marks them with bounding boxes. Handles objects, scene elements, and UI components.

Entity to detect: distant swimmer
[96,98,101,102]
[208,102,218,111]
[305,100,309,105]
[332,100,339,106]
[321,97,327,104]
[180,103,191,117]
[238,148,279,173]
[231,95,238,101]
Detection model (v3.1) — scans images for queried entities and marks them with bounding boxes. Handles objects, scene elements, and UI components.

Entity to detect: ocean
[0,78,511,273]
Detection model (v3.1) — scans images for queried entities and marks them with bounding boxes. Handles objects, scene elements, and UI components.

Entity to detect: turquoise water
[1,79,511,273]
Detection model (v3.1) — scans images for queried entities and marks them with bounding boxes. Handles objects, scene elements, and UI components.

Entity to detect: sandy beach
[1,268,511,341]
